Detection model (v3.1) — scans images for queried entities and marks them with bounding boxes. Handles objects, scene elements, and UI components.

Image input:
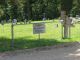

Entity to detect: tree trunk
[64,16,69,38]
[61,11,69,39]
[27,0,32,20]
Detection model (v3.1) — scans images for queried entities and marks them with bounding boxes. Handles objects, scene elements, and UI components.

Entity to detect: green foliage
[8,0,19,19]
[0,0,80,21]
[23,0,32,20]
[71,0,80,16]
[61,0,73,15]
[0,0,60,21]
[0,0,5,6]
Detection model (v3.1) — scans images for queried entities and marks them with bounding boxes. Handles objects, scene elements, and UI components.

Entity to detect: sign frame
[33,22,45,34]
[33,22,45,40]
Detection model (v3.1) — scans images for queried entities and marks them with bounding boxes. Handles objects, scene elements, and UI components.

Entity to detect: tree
[0,0,9,22]
[23,0,32,20]
[9,0,20,20]
[0,0,5,6]
[61,0,73,38]
[45,0,59,19]
[71,0,80,16]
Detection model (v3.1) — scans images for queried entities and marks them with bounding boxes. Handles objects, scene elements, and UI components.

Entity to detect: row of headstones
[0,19,17,25]
[60,15,80,26]
[0,17,47,25]
[0,12,47,25]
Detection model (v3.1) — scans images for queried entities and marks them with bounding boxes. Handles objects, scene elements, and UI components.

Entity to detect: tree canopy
[0,0,79,22]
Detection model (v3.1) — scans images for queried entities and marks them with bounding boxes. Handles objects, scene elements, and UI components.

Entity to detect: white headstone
[12,19,17,25]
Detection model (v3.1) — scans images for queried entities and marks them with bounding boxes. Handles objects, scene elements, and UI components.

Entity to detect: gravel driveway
[0,42,80,60]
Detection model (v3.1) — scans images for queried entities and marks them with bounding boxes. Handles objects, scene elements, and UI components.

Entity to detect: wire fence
[0,21,80,51]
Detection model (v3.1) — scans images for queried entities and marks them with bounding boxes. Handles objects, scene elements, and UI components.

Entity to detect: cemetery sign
[33,23,45,34]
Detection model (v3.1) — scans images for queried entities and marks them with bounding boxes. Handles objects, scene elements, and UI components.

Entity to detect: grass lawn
[0,20,80,52]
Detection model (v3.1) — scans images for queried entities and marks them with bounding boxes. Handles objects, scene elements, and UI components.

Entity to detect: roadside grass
[0,20,80,52]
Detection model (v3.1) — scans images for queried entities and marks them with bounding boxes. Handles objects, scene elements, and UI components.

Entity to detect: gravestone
[12,19,17,25]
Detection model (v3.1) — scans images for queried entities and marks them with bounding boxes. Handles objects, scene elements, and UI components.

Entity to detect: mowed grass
[0,20,80,52]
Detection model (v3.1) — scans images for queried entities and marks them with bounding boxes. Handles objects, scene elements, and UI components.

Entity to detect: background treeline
[0,0,80,22]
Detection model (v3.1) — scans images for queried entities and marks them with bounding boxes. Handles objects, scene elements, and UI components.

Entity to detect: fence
[2,20,80,51]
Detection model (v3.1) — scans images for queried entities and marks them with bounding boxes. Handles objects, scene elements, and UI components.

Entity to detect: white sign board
[33,23,45,34]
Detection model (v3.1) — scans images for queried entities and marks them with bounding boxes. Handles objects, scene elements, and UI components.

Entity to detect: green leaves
[61,0,73,14]
[0,0,5,5]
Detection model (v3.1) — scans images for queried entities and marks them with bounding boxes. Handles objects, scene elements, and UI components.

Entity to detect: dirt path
[0,42,80,60]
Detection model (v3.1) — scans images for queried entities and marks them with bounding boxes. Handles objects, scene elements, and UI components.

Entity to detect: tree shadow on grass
[0,37,11,52]
[0,36,72,52]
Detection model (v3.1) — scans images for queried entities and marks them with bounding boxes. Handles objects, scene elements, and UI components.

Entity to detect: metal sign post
[11,19,17,48]
[11,23,14,48]
[1,21,4,32]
